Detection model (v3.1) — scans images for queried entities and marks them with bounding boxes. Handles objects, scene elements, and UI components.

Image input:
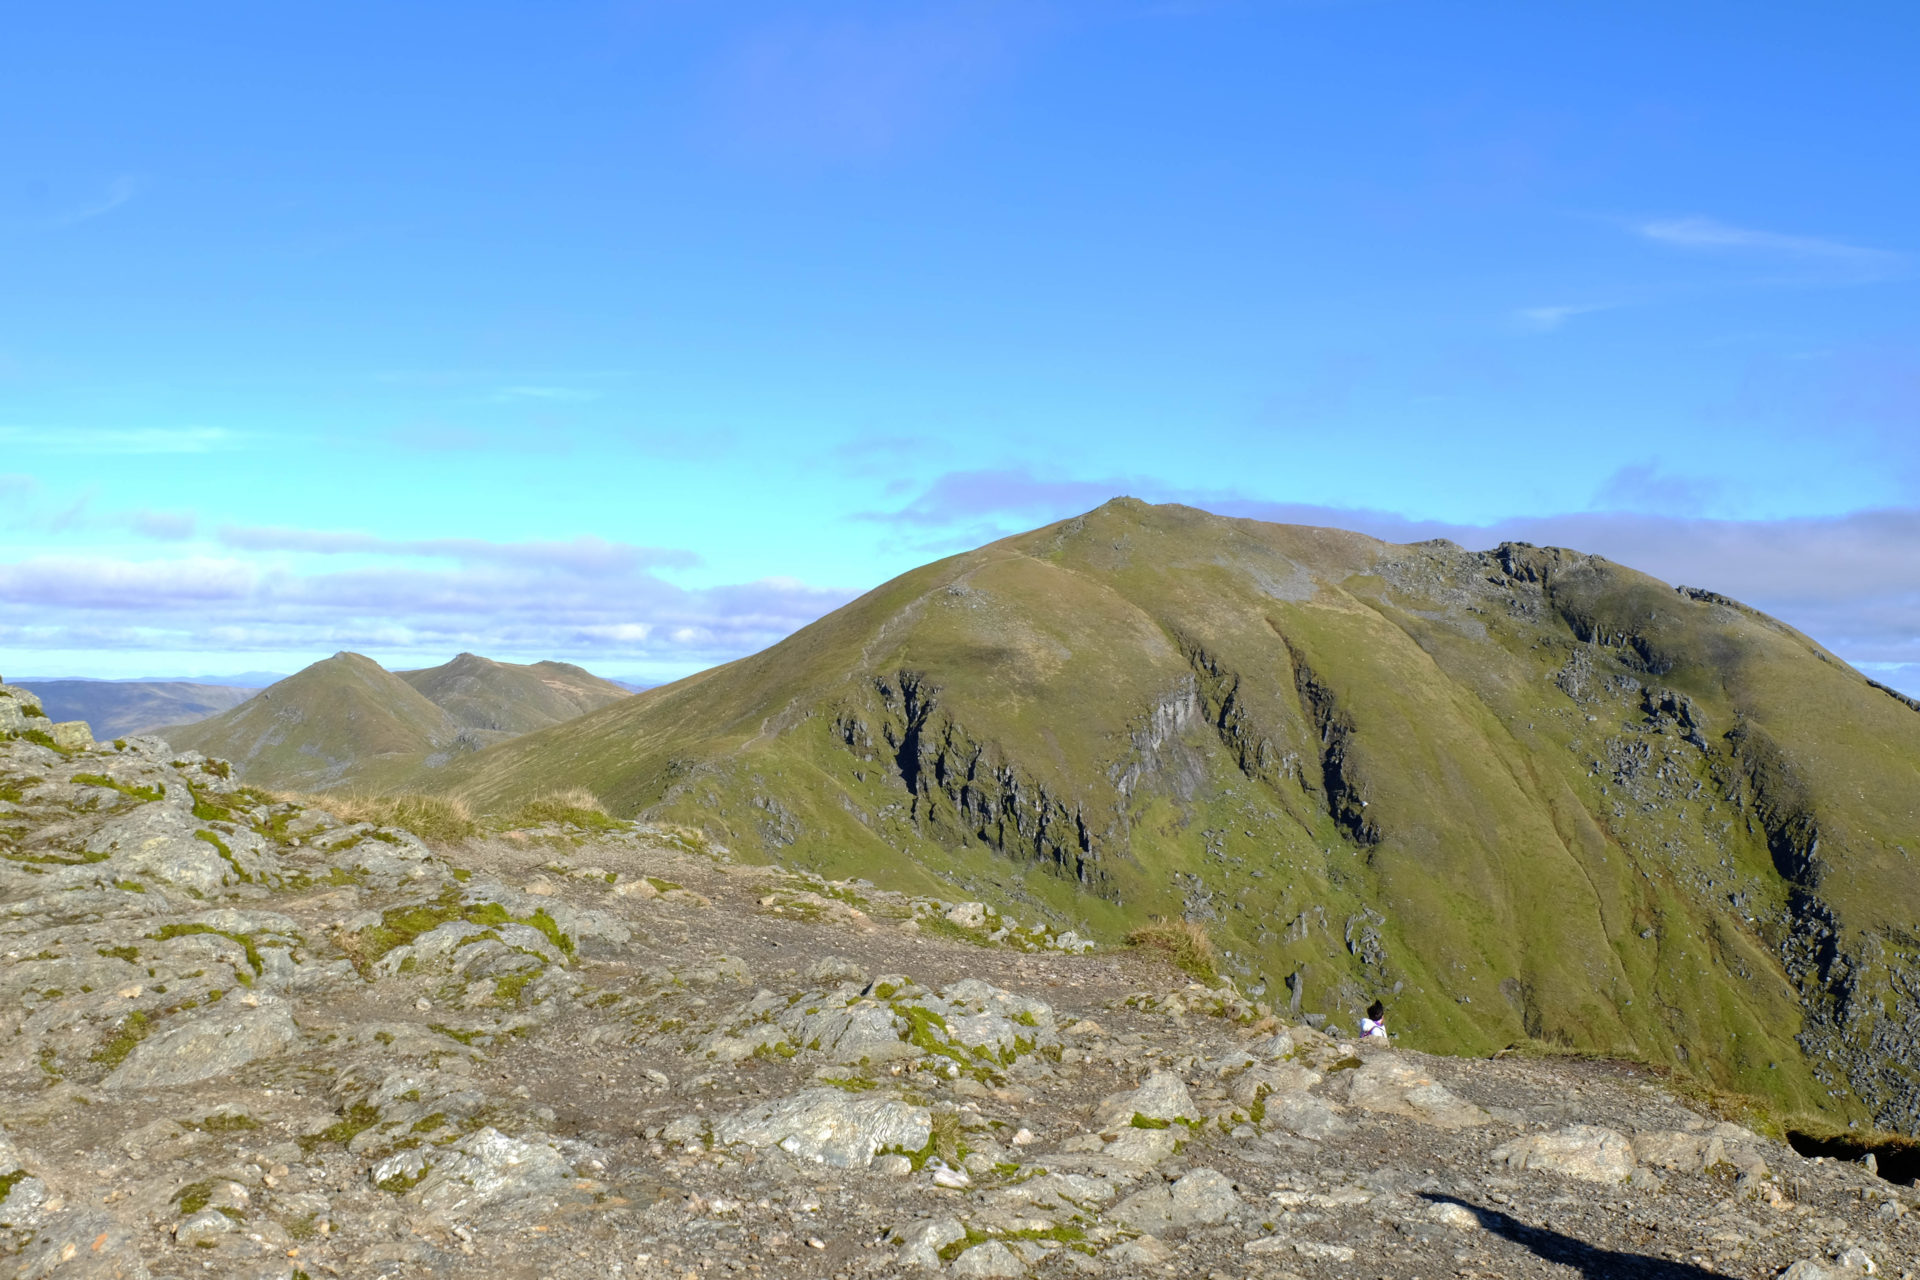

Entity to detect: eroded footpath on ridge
[0,699,1913,1280]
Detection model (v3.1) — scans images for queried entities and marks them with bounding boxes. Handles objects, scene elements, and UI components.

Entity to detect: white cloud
[1638,217,1900,265]
[1515,303,1608,332]
[50,175,137,227]
[215,525,700,574]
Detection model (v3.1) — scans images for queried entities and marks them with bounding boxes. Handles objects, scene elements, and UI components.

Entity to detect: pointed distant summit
[164,651,628,791]
[396,652,628,736]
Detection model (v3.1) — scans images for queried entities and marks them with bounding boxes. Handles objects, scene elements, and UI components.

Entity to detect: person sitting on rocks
[1359,1000,1388,1040]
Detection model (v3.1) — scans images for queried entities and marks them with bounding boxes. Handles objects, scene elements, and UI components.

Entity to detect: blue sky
[3,1,1917,691]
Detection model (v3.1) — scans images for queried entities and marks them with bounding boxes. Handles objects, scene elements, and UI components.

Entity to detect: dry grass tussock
[1126,918,1218,984]
[272,790,480,844]
[508,788,619,832]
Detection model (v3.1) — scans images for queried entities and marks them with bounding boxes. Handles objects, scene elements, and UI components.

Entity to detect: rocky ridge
[1,688,1914,1280]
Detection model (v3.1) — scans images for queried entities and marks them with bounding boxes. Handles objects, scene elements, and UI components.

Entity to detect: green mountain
[396,652,629,739]
[15,679,254,738]
[425,498,1920,1134]
[164,651,628,792]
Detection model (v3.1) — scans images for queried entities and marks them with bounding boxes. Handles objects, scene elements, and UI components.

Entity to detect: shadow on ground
[1422,1193,1729,1279]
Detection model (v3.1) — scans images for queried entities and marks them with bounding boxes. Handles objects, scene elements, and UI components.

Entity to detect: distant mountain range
[161,652,630,791]
[16,680,258,738]
[409,498,1920,1136]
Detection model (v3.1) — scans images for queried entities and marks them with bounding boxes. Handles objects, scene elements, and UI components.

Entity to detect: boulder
[1096,1070,1199,1127]
[713,1088,931,1168]
[1341,1054,1489,1128]
[1492,1125,1636,1184]
[413,1128,577,1214]
[893,1216,965,1269]
[1111,1167,1242,1233]
[1263,1092,1349,1140]
[49,721,95,752]
[949,1241,1024,1277]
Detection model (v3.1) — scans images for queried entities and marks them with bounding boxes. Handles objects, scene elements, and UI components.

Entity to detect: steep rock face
[428,501,1920,1132]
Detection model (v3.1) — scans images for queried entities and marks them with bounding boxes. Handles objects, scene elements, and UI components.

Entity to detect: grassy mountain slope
[396,652,628,740]
[166,652,633,793]
[16,679,254,738]
[427,500,1920,1133]
[165,652,461,791]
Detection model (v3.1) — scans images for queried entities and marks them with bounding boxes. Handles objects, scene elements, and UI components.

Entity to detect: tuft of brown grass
[508,788,619,833]
[1126,919,1218,985]
[275,790,479,845]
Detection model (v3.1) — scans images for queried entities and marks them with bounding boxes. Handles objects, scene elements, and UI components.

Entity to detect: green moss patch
[72,773,164,803]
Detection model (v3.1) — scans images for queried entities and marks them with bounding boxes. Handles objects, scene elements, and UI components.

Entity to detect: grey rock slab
[1231,1062,1320,1110]
[1103,1235,1173,1266]
[102,998,298,1089]
[949,1240,1025,1277]
[1111,1167,1241,1234]
[1263,1093,1349,1140]
[895,1216,966,1268]
[1631,1130,1726,1173]
[0,1170,51,1228]
[12,1207,152,1280]
[714,1087,931,1168]
[1491,1124,1637,1184]
[1095,1070,1198,1126]
[1341,1054,1489,1129]
[413,1127,577,1214]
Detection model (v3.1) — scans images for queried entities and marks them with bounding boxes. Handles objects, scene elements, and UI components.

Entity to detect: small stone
[1429,1202,1480,1230]
[929,1160,971,1189]
[874,1154,914,1176]
[175,1208,236,1245]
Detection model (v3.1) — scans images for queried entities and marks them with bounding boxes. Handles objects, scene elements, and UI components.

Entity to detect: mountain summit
[165,651,628,791]
[430,498,1920,1133]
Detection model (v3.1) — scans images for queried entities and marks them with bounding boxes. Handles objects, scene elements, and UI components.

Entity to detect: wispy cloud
[48,175,137,228]
[1515,303,1609,332]
[0,553,856,672]
[859,468,1920,679]
[214,526,702,574]
[1589,463,1722,514]
[857,469,1135,529]
[0,426,242,455]
[1637,216,1902,269]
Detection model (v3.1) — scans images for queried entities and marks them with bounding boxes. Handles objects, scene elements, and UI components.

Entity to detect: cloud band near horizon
[3,493,1916,695]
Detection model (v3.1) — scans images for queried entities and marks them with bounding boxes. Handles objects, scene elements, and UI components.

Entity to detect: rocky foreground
[1,682,1914,1280]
